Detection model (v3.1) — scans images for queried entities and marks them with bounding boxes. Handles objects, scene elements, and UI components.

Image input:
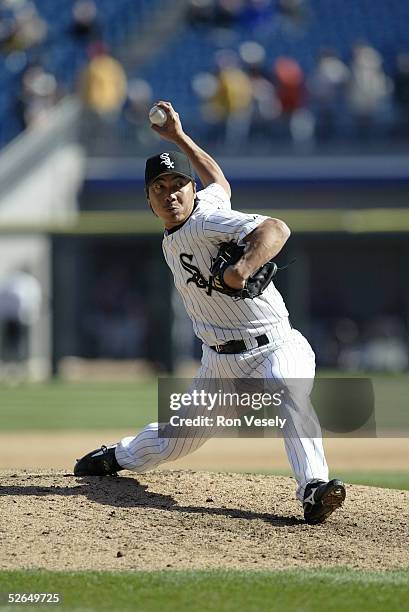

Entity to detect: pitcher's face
[147,173,196,229]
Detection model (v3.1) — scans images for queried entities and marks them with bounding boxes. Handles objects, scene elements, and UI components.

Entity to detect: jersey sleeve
[196,183,231,211]
[202,208,269,246]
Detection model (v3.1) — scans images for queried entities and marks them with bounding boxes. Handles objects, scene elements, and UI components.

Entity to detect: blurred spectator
[336,318,362,371]
[289,107,315,146]
[273,55,312,145]
[273,56,305,115]
[123,78,157,145]
[393,52,409,135]
[240,39,267,74]
[78,42,127,150]
[239,40,281,136]
[346,44,393,138]
[0,269,42,374]
[191,70,221,142]
[362,316,408,372]
[210,49,253,148]
[17,62,59,129]
[308,50,350,140]
[70,0,100,43]
[79,42,127,118]
[1,1,47,52]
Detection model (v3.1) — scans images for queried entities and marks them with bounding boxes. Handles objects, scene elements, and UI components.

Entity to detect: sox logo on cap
[160,153,175,169]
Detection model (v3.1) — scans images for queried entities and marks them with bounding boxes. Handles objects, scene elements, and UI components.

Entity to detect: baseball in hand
[149,105,167,127]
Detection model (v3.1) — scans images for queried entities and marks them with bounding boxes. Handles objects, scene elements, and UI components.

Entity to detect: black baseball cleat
[74,444,124,476]
[303,478,346,525]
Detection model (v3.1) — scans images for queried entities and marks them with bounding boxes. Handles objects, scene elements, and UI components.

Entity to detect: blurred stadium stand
[0,0,409,378]
[0,0,409,152]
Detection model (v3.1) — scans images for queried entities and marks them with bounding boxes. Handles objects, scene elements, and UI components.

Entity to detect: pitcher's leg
[282,427,329,501]
[115,368,247,472]
[115,422,211,472]
[115,359,218,472]
[264,330,329,500]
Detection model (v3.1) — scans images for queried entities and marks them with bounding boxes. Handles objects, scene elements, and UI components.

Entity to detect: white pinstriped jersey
[116,188,329,502]
[162,183,289,347]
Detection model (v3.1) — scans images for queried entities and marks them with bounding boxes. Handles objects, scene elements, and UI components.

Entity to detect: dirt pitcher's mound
[1,470,408,572]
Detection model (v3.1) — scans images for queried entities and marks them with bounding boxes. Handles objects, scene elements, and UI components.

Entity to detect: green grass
[0,374,408,432]
[0,569,408,612]
[0,381,156,430]
[334,471,409,491]
[256,470,409,491]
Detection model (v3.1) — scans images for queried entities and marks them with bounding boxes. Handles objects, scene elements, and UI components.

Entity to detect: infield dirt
[1,470,408,572]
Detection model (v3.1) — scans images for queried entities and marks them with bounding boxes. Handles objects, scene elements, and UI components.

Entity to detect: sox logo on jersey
[180,253,209,290]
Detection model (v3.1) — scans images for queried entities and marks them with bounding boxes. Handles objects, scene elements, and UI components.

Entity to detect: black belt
[210,334,269,354]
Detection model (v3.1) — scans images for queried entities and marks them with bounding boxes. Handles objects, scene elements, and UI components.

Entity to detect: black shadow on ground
[0,474,305,527]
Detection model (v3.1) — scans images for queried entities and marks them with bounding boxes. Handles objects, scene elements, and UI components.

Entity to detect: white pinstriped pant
[116,322,329,501]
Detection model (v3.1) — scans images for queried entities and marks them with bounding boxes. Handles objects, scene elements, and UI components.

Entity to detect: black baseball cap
[145,151,195,188]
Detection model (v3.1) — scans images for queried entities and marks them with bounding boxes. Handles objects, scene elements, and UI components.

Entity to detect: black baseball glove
[208,241,278,299]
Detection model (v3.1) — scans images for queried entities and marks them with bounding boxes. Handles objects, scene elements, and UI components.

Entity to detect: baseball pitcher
[74,101,346,524]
